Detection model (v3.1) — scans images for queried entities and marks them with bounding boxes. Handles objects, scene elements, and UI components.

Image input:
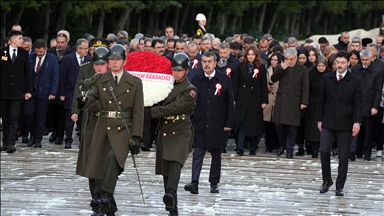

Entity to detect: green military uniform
[86,71,144,179]
[152,78,197,175]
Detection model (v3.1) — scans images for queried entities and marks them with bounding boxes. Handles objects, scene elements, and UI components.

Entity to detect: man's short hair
[107,35,118,43]
[258,36,269,43]
[166,38,176,43]
[76,38,88,48]
[335,50,350,60]
[154,29,164,38]
[192,35,202,40]
[188,41,199,49]
[118,39,130,47]
[23,36,32,43]
[244,36,254,44]
[174,39,186,48]
[117,30,128,38]
[229,42,239,50]
[283,37,289,43]
[284,48,297,57]
[360,49,372,58]
[201,36,211,42]
[151,38,164,47]
[318,37,329,44]
[144,38,152,45]
[272,45,284,54]
[367,43,379,52]
[34,39,47,49]
[219,42,230,49]
[287,37,298,44]
[202,51,217,61]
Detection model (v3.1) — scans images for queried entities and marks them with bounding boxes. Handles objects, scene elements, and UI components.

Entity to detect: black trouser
[24,93,50,142]
[192,147,222,184]
[350,116,375,158]
[264,121,279,152]
[1,100,22,147]
[47,103,65,138]
[275,123,298,153]
[64,109,75,143]
[320,128,351,189]
[17,101,29,137]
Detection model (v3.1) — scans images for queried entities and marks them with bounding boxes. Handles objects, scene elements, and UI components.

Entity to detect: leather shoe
[364,156,371,162]
[168,205,178,216]
[184,181,198,194]
[6,145,16,153]
[1,145,8,151]
[319,180,333,193]
[250,151,256,155]
[349,152,356,161]
[286,152,293,158]
[55,137,63,145]
[296,147,304,156]
[65,142,72,149]
[140,146,151,151]
[99,193,112,214]
[28,137,35,147]
[49,132,57,143]
[236,149,244,156]
[21,136,29,143]
[277,146,285,156]
[335,188,344,196]
[210,183,219,193]
[35,141,42,148]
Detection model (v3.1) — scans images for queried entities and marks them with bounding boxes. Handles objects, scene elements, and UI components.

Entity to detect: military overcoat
[85,71,144,179]
[151,78,197,175]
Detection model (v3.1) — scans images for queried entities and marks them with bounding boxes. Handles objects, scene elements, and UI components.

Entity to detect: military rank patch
[189,90,196,98]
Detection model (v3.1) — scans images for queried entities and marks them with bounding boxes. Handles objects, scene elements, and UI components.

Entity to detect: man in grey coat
[271,48,309,158]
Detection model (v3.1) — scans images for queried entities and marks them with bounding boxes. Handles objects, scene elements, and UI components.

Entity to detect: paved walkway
[1,136,383,215]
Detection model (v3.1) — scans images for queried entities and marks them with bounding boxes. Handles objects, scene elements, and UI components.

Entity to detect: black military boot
[184,181,198,194]
[163,188,176,211]
[90,194,102,216]
[168,205,179,216]
[99,192,112,214]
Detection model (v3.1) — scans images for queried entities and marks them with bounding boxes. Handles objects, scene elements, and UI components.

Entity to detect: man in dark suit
[70,38,109,143]
[349,49,382,161]
[47,32,75,144]
[59,38,92,149]
[317,50,362,196]
[271,48,309,158]
[186,41,203,80]
[24,39,59,148]
[216,42,240,81]
[165,39,187,62]
[184,52,235,194]
[0,30,32,153]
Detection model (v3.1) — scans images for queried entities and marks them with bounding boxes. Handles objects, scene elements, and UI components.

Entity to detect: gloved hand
[130,136,141,155]
[76,93,87,109]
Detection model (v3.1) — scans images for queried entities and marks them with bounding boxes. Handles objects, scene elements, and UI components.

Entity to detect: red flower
[124,51,172,75]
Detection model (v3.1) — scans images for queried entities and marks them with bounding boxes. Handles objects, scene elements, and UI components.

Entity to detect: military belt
[164,114,190,120]
[99,110,132,119]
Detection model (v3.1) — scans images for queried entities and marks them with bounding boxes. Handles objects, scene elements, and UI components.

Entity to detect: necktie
[36,57,42,73]
[12,49,16,64]
[114,76,118,86]
[338,74,342,82]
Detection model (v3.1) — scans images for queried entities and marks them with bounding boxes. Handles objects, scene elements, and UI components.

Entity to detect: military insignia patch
[189,90,196,98]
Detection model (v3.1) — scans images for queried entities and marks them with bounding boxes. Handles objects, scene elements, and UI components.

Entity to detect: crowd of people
[1,13,384,215]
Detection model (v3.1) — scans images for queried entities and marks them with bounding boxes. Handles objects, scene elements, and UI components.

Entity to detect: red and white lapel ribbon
[214,83,222,95]
[226,68,232,77]
[253,68,259,78]
[192,59,198,68]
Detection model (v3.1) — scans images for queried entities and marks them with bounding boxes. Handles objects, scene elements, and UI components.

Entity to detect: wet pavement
[1,135,383,215]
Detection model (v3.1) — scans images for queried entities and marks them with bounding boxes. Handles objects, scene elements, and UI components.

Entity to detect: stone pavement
[1,135,383,215]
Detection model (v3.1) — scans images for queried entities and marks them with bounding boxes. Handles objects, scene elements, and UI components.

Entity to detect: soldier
[148,53,197,216]
[195,13,207,36]
[72,46,110,215]
[85,44,144,215]
[71,38,110,142]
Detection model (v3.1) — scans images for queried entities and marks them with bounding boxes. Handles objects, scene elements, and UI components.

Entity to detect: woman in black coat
[232,46,268,156]
[305,55,332,158]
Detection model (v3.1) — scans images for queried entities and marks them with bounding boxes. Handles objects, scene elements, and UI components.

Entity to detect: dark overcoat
[216,54,240,81]
[304,68,331,142]
[85,71,144,179]
[0,45,32,100]
[59,52,92,109]
[71,61,95,115]
[351,63,382,117]
[232,63,268,136]
[151,78,197,175]
[29,52,59,99]
[186,54,203,80]
[316,71,362,131]
[190,70,235,148]
[75,74,98,177]
[271,62,309,126]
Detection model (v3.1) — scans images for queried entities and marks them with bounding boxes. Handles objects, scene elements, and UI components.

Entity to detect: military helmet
[195,13,206,21]
[171,53,190,70]
[108,44,126,59]
[92,47,110,64]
